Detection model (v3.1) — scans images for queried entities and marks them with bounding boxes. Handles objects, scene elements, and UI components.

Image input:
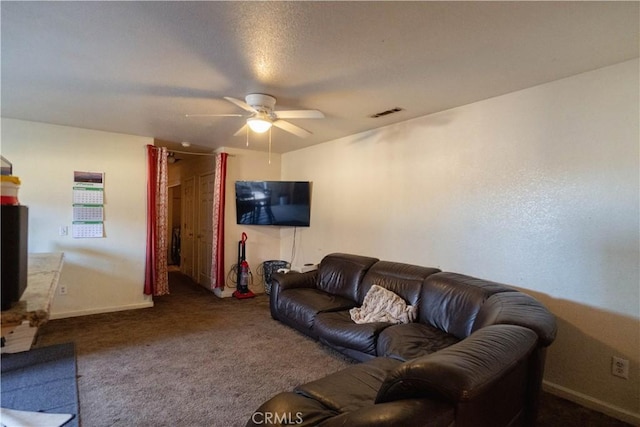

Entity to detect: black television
[235,181,311,227]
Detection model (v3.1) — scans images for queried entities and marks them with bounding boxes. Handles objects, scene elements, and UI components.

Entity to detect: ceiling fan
[186,94,324,138]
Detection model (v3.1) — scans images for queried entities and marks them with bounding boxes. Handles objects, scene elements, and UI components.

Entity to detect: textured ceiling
[1,1,638,154]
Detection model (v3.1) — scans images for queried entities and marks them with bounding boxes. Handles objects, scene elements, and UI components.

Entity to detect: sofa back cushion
[420,272,514,339]
[317,253,379,302]
[357,261,440,307]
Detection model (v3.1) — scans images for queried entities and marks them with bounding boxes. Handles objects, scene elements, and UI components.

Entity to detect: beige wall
[1,119,153,317]
[281,59,639,422]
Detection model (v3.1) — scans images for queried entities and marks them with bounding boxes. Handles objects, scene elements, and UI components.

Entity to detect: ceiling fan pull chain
[268,128,272,165]
[246,125,249,147]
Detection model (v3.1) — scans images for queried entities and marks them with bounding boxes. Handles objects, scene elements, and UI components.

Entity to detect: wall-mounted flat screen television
[235,181,311,227]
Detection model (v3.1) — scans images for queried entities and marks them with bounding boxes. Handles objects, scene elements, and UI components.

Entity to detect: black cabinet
[1,205,28,310]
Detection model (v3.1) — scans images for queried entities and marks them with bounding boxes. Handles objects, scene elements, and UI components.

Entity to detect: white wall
[281,59,639,422]
[1,119,153,317]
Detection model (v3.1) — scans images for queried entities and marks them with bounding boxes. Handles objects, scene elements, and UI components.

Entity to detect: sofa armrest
[376,324,538,404]
[269,271,319,321]
[473,292,557,347]
[272,271,319,291]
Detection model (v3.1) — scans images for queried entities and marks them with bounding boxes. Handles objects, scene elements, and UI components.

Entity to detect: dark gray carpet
[1,342,79,427]
[35,273,354,426]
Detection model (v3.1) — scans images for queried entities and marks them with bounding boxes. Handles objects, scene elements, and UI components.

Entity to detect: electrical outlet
[59,284,68,295]
[612,356,629,379]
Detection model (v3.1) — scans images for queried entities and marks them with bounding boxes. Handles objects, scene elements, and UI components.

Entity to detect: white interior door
[181,176,195,279]
[197,172,215,288]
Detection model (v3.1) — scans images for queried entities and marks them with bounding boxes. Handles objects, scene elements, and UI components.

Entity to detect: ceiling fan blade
[224,97,256,113]
[273,120,312,138]
[276,110,325,119]
[233,124,249,137]
[185,113,244,118]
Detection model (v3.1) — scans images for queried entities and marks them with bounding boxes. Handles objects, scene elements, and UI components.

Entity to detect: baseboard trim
[543,380,640,425]
[50,301,154,320]
[213,288,234,298]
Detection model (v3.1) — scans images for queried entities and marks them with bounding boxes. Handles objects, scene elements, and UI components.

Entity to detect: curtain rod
[168,149,235,157]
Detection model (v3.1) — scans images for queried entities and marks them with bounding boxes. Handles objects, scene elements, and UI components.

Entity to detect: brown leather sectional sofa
[248,253,557,427]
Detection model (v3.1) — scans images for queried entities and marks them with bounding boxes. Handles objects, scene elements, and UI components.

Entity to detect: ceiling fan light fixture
[247,116,272,133]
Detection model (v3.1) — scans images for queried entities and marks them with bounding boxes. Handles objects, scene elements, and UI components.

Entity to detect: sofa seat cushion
[277,288,357,332]
[294,357,402,413]
[314,311,392,355]
[377,323,460,361]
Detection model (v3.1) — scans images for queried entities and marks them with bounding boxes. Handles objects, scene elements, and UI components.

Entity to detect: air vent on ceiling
[370,107,404,118]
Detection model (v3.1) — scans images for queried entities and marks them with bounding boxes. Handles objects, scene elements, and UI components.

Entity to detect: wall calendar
[72,171,105,238]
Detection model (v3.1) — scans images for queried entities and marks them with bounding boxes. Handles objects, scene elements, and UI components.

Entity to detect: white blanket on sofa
[349,285,417,324]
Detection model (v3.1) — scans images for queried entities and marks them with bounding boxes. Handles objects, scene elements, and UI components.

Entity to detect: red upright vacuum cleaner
[233,232,255,299]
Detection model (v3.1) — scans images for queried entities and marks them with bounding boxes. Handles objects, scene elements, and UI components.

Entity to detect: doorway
[162,148,217,290]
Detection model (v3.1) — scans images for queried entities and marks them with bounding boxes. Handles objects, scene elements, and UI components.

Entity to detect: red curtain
[145,145,169,296]
[211,152,228,289]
